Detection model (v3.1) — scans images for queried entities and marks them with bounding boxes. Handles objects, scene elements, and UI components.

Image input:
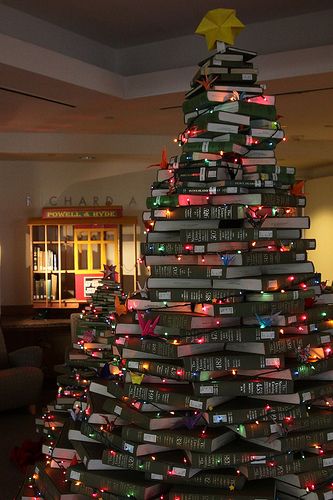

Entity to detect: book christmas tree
[20,7,333,500]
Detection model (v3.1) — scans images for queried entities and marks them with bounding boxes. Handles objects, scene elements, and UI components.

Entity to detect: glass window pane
[60,225,74,241]
[77,231,88,241]
[105,242,116,266]
[92,243,101,269]
[77,244,88,269]
[91,231,101,241]
[61,243,74,269]
[32,226,45,241]
[61,272,75,299]
[47,225,58,241]
[104,231,115,241]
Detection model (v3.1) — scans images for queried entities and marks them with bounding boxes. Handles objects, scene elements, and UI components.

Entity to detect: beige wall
[305,176,333,282]
[0,160,155,305]
[1,162,332,306]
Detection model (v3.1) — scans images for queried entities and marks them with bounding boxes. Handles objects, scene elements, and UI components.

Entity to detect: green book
[34,462,73,499]
[193,378,293,397]
[102,449,202,479]
[248,426,333,453]
[202,398,307,426]
[243,164,296,175]
[145,468,246,489]
[224,331,331,355]
[148,288,244,303]
[121,425,235,454]
[168,478,276,499]
[240,452,333,480]
[102,396,192,430]
[107,380,227,411]
[179,227,302,243]
[184,352,285,372]
[182,139,249,155]
[229,409,333,440]
[68,465,164,500]
[182,88,265,115]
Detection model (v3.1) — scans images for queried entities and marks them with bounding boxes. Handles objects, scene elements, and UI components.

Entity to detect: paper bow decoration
[291,180,305,196]
[115,295,127,316]
[82,329,96,343]
[195,8,245,49]
[245,207,268,229]
[255,313,281,328]
[70,455,78,467]
[148,147,168,169]
[196,67,218,90]
[296,344,311,364]
[137,311,160,338]
[182,412,203,430]
[130,372,145,385]
[103,264,116,280]
[99,362,117,379]
[136,281,149,299]
[219,254,235,267]
[227,163,241,180]
[101,415,116,433]
[69,406,83,422]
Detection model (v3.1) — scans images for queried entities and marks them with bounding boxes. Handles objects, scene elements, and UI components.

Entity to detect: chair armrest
[8,346,43,368]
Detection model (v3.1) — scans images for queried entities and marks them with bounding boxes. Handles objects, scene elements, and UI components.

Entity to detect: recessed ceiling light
[79,155,96,160]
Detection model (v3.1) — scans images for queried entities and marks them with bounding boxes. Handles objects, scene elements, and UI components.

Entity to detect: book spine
[80,421,117,448]
[102,398,150,429]
[151,312,195,330]
[242,251,306,266]
[122,427,212,453]
[243,165,296,175]
[245,455,323,480]
[213,299,305,317]
[148,288,239,302]
[184,353,284,372]
[189,449,277,468]
[125,359,192,382]
[190,472,245,489]
[159,471,244,489]
[282,429,333,452]
[294,466,333,488]
[182,327,278,343]
[194,379,292,397]
[302,304,333,323]
[209,404,306,427]
[297,356,333,378]
[261,193,305,207]
[261,273,314,292]
[158,205,244,220]
[102,449,141,469]
[124,384,198,410]
[150,265,227,279]
[180,228,277,243]
[124,339,177,358]
[141,242,186,255]
[146,195,179,209]
[80,470,146,497]
[266,333,323,355]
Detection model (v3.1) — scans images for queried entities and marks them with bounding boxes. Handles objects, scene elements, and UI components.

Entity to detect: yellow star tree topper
[195,8,245,50]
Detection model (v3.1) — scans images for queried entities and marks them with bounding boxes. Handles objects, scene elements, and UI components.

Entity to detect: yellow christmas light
[195,8,245,50]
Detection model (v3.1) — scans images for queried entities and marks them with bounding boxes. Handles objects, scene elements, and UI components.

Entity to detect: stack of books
[73,45,333,500]
[20,19,333,500]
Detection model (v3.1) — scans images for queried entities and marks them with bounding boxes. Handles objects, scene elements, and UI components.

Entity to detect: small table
[1,317,71,380]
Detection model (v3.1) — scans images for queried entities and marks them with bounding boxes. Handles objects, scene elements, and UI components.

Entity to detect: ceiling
[2,0,333,48]
[0,1,333,178]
